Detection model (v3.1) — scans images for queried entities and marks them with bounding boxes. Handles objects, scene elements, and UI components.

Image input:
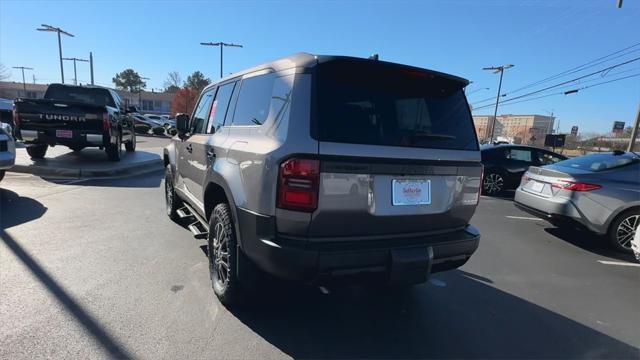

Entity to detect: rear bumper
[514,187,602,233]
[18,128,108,147]
[237,207,480,285]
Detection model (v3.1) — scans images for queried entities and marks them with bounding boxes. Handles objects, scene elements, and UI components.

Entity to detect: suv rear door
[307,60,481,239]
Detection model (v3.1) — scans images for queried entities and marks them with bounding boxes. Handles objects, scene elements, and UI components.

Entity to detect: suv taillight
[551,181,601,192]
[102,113,110,131]
[12,103,19,127]
[277,158,320,212]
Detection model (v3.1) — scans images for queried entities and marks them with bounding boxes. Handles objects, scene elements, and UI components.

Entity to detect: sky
[1,0,638,134]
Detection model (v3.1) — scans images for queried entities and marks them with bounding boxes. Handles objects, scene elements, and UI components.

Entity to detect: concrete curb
[9,158,163,179]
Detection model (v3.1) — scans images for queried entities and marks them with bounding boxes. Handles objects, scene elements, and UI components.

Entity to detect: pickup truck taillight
[277,158,320,212]
[102,113,110,131]
[12,103,20,126]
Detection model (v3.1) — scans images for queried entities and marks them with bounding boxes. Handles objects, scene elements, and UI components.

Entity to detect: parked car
[0,98,13,130]
[515,151,640,253]
[163,53,483,305]
[143,114,174,128]
[481,144,567,195]
[13,84,136,161]
[132,114,161,127]
[0,122,16,182]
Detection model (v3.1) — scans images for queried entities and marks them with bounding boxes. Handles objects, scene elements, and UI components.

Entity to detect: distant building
[0,81,173,115]
[473,114,554,146]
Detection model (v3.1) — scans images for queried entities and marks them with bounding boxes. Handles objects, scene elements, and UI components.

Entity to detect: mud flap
[389,246,433,284]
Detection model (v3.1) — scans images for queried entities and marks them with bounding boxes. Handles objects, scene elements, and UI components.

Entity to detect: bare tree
[0,63,10,80]
[164,71,182,93]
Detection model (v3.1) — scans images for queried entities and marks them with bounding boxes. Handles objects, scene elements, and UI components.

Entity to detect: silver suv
[163,53,482,305]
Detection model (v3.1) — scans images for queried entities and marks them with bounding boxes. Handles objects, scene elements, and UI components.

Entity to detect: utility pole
[628,103,639,152]
[89,52,95,85]
[12,66,34,96]
[200,42,243,78]
[37,24,74,84]
[62,57,88,85]
[482,64,514,143]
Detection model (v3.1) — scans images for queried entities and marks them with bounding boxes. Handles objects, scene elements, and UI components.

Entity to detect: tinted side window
[207,81,237,133]
[191,88,215,134]
[232,73,275,126]
[507,148,533,162]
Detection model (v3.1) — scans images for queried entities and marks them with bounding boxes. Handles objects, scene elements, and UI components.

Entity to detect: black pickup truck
[13,84,136,161]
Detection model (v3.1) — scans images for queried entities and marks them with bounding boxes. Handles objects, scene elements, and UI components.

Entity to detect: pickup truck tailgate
[16,98,106,131]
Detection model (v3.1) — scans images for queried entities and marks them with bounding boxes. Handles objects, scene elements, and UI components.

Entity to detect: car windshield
[555,153,639,172]
[44,85,115,107]
[314,61,478,151]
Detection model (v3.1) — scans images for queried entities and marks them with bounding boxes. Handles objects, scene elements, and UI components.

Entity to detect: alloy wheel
[483,173,504,194]
[616,214,639,250]
[211,222,230,289]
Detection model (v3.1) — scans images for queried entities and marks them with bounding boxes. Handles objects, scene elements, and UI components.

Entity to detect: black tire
[608,208,639,253]
[0,170,5,182]
[482,169,505,196]
[26,144,47,159]
[69,145,84,152]
[125,132,136,152]
[164,165,182,221]
[208,203,242,306]
[105,135,121,161]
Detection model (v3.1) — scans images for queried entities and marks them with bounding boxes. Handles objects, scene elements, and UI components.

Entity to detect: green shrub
[152,126,166,135]
[168,128,178,136]
[134,124,151,134]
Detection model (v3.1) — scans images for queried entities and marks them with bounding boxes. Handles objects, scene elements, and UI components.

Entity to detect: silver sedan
[514,151,640,253]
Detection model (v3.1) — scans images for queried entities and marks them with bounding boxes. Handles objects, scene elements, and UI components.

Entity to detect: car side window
[207,81,237,133]
[506,148,533,162]
[538,151,563,165]
[190,88,216,134]
[232,73,275,126]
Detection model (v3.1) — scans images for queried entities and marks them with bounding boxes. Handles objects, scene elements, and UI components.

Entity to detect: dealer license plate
[392,179,431,206]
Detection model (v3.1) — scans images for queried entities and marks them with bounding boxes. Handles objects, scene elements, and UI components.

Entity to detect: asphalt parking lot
[1,171,639,359]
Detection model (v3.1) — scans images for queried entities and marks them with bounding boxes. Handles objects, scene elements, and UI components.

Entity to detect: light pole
[62,57,88,85]
[12,66,34,96]
[482,64,514,143]
[37,24,74,84]
[200,42,243,78]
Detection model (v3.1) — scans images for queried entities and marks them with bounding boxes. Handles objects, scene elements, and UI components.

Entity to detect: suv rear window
[313,61,478,151]
[45,85,115,107]
[555,153,639,172]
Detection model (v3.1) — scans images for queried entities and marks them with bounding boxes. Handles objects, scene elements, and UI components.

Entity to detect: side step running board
[177,204,209,239]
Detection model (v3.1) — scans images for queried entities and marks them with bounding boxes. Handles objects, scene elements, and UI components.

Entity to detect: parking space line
[597,260,640,267]
[505,216,541,221]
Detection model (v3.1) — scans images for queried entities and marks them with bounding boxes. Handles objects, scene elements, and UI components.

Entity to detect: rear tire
[105,135,121,161]
[26,144,47,159]
[608,209,639,253]
[125,132,136,152]
[482,170,504,196]
[208,203,243,306]
[164,165,182,221]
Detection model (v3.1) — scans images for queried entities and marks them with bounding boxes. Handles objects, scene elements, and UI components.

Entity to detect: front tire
[105,135,121,161]
[208,203,242,306]
[26,144,48,159]
[164,165,182,221]
[608,209,639,253]
[482,170,504,196]
[125,132,136,152]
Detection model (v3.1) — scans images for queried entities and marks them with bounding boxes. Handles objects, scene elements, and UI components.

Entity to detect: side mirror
[176,113,190,137]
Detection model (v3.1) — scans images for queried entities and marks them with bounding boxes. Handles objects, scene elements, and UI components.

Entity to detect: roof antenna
[369,53,379,61]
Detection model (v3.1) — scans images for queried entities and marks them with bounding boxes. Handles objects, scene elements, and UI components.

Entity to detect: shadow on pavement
[43,169,164,188]
[0,229,133,359]
[0,188,47,229]
[544,226,636,262]
[229,270,638,359]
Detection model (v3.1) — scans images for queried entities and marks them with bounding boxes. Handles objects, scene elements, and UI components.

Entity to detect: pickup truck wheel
[208,203,241,306]
[125,133,136,152]
[26,144,48,159]
[106,136,121,161]
[164,165,182,221]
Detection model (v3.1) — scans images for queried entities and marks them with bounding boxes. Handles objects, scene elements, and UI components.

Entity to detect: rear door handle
[185,144,193,153]
[207,148,216,160]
